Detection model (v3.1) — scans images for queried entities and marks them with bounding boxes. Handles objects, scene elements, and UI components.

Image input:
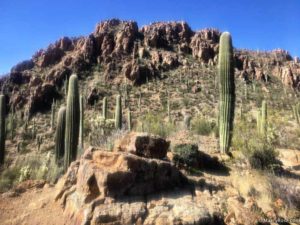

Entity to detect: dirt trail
[0,185,64,225]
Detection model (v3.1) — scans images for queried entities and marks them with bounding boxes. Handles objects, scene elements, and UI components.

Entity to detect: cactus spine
[78,95,84,154]
[64,74,80,170]
[115,95,122,130]
[0,95,5,165]
[102,97,107,120]
[218,32,235,154]
[55,106,66,163]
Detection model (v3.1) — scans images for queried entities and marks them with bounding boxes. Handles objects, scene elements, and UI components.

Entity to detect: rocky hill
[0,19,300,225]
[1,19,299,115]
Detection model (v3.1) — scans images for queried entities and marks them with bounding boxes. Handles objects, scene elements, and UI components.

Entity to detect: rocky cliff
[1,19,299,115]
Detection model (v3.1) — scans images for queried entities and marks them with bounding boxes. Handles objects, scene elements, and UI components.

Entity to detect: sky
[0,0,299,74]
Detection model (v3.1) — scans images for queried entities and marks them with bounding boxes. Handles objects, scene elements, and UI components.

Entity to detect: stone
[114,132,170,159]
[57,148,186,203]
[56,148,188,225]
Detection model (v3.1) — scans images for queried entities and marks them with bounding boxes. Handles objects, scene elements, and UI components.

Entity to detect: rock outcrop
[3,19,300,114]
[55,146,214,225]
[114,132,170,159]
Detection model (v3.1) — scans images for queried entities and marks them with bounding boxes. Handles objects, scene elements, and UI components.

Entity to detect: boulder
[57,147,186,202]
[56,147,188,224]
[54,147,228,225]
[115,132,170,159]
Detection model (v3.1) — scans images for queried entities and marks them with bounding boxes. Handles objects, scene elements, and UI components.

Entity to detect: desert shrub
[137,112,177,138]
[92,129,126,151]
[247,144,279,170]
[181,95,190,107]
[232,120,280,170]
[0,152,63,192]
[269,176,300,215]
[191,116,215,136]
[172,144,199,169]
[0,167,21,192]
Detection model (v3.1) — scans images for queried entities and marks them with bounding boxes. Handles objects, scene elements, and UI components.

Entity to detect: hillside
[0,19,300,225]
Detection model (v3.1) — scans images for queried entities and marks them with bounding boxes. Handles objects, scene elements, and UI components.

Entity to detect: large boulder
[115,132,170,159]
[56,147,188,224]
[56,147,186,201]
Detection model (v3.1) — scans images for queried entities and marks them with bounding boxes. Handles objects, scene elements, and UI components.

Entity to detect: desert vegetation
[0,19,299,225]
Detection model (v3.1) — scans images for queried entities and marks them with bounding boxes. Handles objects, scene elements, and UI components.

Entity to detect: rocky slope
[1,19,299,116]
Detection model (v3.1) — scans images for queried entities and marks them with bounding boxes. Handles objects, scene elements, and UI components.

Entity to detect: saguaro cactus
[293,103,300,124]
[9,107,14,140]
[78,95,84,154]
[257,109,261,132]
[0,95,5,165]
[51,100,55,130]
[218,32,235,154]
[55,106,66,163]
[128,108,132,131]
[115,95,122,130]
[260,100,267,136]
[138,91,142,113]
[167,92,171,122]
[64,74,80,170]
[102,97,107,120]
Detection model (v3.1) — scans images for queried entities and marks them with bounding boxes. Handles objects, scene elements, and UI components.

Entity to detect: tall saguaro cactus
[78,95,84,154]
[102,97,107,120]
[128,108,132,131]
[0,95,6,165]
[51,100,55,130]
[115,95,122,130]
[55,106,66,163]
[218,32,235,154]
[64,74,80,170]
[260,100,267,136]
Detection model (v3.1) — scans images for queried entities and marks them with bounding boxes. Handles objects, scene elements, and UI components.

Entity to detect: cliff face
[2,19,300,114]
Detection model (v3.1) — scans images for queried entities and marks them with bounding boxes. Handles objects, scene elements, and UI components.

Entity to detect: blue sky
[0,0,299,74]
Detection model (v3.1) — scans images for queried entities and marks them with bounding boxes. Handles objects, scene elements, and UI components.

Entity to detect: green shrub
[0,167,20,192]
[0,153,63,192]
[232,120,280,170]
[137,112,176,138]
[191,116,215,136]
[172,144,199,169]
